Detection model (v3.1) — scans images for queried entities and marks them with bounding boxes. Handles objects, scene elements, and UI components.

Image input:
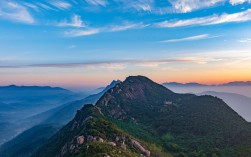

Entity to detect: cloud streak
[64,22,149,37]
[160,34,220,42]
[168,0,225,13]
[155,9,251,28]
[230,0,251,5]
[58,15,85,27]
[239,38,251,42]
[50,1,72,10]
[85,0,108,6]
[65,29,100,37]
[156,9,251,28]
[0,1,35,24]
[0,57,216,69]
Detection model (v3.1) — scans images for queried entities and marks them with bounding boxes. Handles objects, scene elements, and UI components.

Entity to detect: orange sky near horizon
[0,64,250,90]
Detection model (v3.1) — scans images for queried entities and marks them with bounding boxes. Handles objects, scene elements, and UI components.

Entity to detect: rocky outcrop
[131,139,150,157]
[77,136,84,145]
[107,142,116,146]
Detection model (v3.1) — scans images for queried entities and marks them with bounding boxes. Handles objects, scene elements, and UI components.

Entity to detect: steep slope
[199,91,251,122]
[32,104,155,157]
[96,76,251,156]
[33,76,251,157]
[38,80,121,125]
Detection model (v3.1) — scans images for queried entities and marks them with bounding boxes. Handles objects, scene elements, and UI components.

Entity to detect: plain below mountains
[32,76,251,157]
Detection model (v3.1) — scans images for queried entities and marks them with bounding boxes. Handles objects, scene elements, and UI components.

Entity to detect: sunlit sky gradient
[0,0,251,90]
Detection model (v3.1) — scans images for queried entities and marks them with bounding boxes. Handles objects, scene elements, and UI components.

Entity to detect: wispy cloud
[229,0,251,5]
[168,0,225,13]
[108,22,149,32]
[36,2,55,11]
[115,0,250,14]
[160,34,220,42]
[126,0,154,12]
[0,57,216,69]
[22,2,39,11]
[85,0,108,7]
[58,15,85,27]
[50,1,72,10]
[156,9,251,28]
[0,1,35,24]
[65,22,149,37]
[239,38,251,42]
[65,29,100,37]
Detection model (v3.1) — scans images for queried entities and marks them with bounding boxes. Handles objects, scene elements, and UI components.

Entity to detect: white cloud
[50,1,72,10]
[36,2,55,10]
[22,2,39,11]
[64,22,149,37]
[168,0,225,13]
[65,29,100,37]
[0,1,35,24]
[85,0,108,6]
[0,57,216,69]
[129,0,153,12]
[115,0,251,14]
[239,38,251,42]
[160,0,251,13]
[109,22,149,32]
[58,15,85,27]
[160,34,220,42]
[156,9,251,28]
[229,0,251,5]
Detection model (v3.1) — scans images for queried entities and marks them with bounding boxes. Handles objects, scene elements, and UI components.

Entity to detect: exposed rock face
[77,136,84,145]
[97,137,104,143]
[121,142,126,150]
[60,143,68,156]
[131,139,150,157]
[107,142,116,146]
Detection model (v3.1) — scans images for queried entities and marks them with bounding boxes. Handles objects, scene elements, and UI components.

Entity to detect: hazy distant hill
[0,85,77,103]
[0,80,120,157]
[220,81,251,86]
[163,81,251,87]
[163,82,208,87]
[199,91,251,122]
[33,76,251,157]
[29,80,121,125]
[163,83,251,99]
[0,85,84,146]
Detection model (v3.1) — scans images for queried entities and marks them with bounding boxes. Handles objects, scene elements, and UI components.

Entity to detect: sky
[0,0,251,90]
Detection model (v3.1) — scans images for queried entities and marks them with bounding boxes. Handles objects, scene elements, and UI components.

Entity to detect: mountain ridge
[33,76,251,157]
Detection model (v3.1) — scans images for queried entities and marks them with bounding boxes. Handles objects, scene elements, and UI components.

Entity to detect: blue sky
[0,0,251,89]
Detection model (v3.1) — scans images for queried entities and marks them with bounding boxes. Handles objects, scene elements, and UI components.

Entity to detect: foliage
[32,76,251,157]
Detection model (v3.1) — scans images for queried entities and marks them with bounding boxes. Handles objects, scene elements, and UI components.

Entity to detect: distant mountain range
[1,78,251,157]
[0,85,85,146]
[163,81,251,87]
[0,80,120,157]
[31,76,251,157]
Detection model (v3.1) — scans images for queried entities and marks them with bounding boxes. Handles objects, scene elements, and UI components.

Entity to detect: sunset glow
[0,0,251,89]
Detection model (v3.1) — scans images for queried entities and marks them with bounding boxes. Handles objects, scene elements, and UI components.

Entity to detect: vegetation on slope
[33,76,251,157]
